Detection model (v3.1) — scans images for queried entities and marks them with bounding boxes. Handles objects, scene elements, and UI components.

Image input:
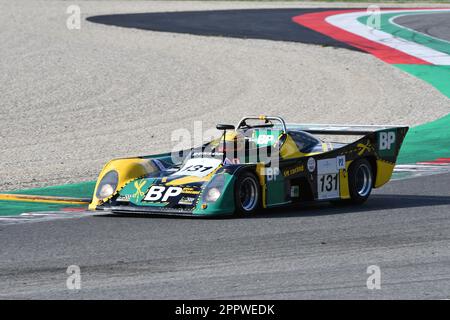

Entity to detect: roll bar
[236,115,287,133]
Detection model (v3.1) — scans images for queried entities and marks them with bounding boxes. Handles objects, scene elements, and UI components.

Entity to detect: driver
[217,131,248,164]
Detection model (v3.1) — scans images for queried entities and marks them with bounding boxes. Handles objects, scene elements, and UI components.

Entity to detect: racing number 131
[319,174,338,193]
[179,165,213,173]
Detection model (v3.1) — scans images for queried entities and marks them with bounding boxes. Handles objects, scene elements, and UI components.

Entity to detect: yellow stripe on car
[256,163,267,208]
[89,157,157,210]
[339,160,352,199]
[375,159,395,188]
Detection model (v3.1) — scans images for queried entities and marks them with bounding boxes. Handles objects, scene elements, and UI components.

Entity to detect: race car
[89,116,408,216]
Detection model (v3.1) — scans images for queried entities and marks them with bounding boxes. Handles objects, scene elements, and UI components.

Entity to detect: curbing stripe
[292,9,430,64]
[325,9,450,65]
[293,8,450,65]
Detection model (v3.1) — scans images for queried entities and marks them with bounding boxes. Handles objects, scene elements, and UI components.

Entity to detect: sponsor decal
[307,157,316,172]
[116,194,132,202]
[317,158,338,175]
[192,151,224,158]
[133,180,147,199]
[143,186,182,202]
[337,155,346,170]
[178,196,196,205]
[181,187,201,195]
[263,167,280,181]
[290,185,300,198]
[283,165,304,177]
[250,129,282,147]
[266,167,280,181]
[357,141,374,156]
[378,130,396,156]
[256,134,275,145]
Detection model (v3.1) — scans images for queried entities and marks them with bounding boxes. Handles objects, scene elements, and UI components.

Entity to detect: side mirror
[216,124,235,131]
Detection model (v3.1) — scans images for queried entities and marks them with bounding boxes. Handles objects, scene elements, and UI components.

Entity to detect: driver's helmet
[217,131,246,154]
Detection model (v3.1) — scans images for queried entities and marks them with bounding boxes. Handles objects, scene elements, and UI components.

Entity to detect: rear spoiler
[286,123,408,135]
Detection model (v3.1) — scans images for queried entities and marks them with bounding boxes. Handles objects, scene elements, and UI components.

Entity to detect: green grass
[6,181,95,199]
[0,201,86,216]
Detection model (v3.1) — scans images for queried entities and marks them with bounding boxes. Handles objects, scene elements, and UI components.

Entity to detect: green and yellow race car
[89,116,408,216]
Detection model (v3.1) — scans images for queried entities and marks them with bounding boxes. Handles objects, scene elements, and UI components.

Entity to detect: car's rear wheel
[234,171,260,215]
[348,158,373,204]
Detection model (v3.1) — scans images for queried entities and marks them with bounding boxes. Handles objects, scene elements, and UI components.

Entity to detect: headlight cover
[206,187,221,202]
[96,170,119,200]
[202,174,225,203]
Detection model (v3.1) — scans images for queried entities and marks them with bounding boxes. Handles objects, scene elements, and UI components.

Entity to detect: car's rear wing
[286,123,408,135]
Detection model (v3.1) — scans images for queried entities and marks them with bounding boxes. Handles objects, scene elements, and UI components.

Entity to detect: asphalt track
[394,12,450,42]
[1,173,449,299]
[86,9,361,50]
[87,8,450,50]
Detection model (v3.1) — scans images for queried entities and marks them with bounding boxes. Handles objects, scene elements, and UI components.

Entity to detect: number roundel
[173,158,222,177]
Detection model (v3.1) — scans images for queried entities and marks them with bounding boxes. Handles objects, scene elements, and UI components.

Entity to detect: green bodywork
[114,170,237,216]
[266,171,288,207]
[193,173,236,215]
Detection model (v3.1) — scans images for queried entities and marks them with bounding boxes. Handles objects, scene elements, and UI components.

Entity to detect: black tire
[348,158,373,204]
[234,171,261,215]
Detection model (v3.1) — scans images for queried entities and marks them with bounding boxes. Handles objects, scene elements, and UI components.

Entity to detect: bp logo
[378,130,396,156]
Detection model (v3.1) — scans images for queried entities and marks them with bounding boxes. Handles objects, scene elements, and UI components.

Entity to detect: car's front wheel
[348,158,373,204]
[234,171,260,215]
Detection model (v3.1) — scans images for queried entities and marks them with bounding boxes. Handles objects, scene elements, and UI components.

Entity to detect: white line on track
[393,163,450,180]
[0,211,96,225]
[389,14,450,46]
